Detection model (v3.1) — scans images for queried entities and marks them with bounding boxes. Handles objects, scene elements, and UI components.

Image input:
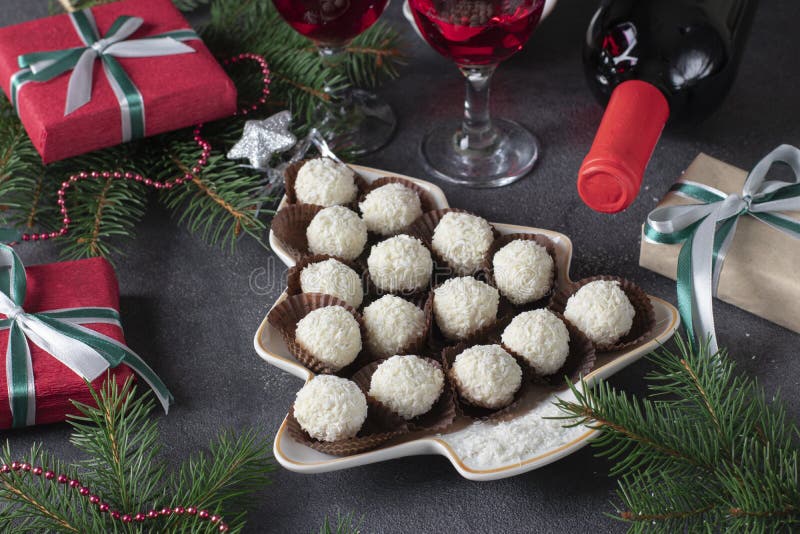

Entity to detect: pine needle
[0,0,404,258]
[555,337,800,532]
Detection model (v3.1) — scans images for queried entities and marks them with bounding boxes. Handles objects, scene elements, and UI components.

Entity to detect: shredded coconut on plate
[441,390,589,469]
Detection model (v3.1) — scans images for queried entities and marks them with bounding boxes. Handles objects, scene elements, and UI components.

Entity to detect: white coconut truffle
[433,277,499,340]
[369,355,444,419]
[564,280,635,346]
[299,259,363,308]
[294,158,357,207]
[294,375,367,442]
[363,295,426,358]
[493,240,555,305]
[502,310,570,375]
[295,306,361,370]
[359,183,423,236]
[431,212,494,275]
[306,206,368,261]
[450,345,522,409]
[367,235,433,293]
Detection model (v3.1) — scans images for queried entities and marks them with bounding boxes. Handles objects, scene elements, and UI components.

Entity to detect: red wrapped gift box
[0,257,134,429]
[0,0,237,163]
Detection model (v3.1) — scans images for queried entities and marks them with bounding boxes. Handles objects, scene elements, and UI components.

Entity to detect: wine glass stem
[317,45,348,104]
[458,64,498,151]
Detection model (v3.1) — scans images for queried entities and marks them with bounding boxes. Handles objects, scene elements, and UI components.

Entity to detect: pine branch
[346,22,406,89]
[3,0,404,258]
[158,150,272,252]
[68,377,164,513]
[317,511,363,534]
[0,444,100,533]
[164,429,274,533]
[556,337,800,532]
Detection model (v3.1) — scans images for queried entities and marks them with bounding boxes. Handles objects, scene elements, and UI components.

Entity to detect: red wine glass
[271,0,395,155]
[409,0,545,187]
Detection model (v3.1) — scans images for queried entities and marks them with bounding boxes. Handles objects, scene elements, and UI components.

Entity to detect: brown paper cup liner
[441,343,528,421]
[402,208,499,279]
[286,255,365,307]
[358,176,439,219]
[361,291,434,359]
[500,313,596,390]
[270,204,324,262]
[351,358,457,433]
[283,158,368,208]
[266,293,370,375]
[481,233,558,311]
[285,403,408,456]
[548,275,656,353]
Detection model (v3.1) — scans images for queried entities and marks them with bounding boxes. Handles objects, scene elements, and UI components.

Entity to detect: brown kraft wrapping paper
[639,153,800,334]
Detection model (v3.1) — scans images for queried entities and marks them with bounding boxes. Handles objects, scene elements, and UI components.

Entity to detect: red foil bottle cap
[578,80,669,213]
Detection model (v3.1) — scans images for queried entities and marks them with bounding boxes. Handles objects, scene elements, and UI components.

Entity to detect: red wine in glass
[409,0,545,187]
[270,0,395,155]
[410,0,545,65]
[272,0,389,45]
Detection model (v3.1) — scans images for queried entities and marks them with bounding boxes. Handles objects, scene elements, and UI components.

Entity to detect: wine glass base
[314,89,396,156]
[420,118,539,188]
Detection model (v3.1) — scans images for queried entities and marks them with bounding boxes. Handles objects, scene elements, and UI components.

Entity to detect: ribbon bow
[10,8,198,142]
[644,145,800,353]
[0,244,172,428]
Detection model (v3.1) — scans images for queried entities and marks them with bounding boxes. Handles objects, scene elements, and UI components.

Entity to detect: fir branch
[158,150,272,252]
[165,429,274,533]
[556,338,800,532]
[317,511,363,534]
[3,0,404,258]
[0,444,99,533]
[68,377,164,513]
[346,22,406,89]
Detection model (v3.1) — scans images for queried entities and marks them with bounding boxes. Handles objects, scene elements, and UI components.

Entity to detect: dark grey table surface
[3,1,800,533]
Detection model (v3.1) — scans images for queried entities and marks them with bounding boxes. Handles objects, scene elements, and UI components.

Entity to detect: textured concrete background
[2,1,800,532]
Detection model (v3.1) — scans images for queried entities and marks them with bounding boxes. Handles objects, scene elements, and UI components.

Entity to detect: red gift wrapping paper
[0,0,237,163]
[0,257,135,429]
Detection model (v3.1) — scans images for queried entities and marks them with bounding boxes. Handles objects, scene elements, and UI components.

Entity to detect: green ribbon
[644,145,800,353]
[9,8,198,142]
[0,244,172,428]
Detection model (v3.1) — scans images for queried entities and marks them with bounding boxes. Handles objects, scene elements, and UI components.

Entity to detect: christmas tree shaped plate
[258,165,680,481]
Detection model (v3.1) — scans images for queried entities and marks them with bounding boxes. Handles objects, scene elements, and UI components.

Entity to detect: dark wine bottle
[577,0,759,213]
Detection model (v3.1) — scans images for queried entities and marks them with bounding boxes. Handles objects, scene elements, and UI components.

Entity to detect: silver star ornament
[226,111,297,169]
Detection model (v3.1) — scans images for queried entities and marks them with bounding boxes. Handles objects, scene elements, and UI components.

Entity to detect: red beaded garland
[19,53,270,246]
[0,460,229,531]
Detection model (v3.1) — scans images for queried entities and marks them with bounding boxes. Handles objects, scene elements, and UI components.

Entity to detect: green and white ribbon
[0,244,172,428]
[644,145,800,353]
[9,8,198,142]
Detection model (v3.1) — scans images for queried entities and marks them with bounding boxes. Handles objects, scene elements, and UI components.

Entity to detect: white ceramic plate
[258,165,679,481]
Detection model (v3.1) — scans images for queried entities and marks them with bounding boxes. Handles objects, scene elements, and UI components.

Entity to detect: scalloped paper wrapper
[482,233,559,311]
[283,158,369,208]
[402,208,499,280]
[351,358,457,433]
[285,403,408,456]
[266,293,373,375]
[362,236,435,300]
[499,313,596,390]
[441,343,528,422]
[548,276,656,353]
[286,254,365,308]
[270,203,324,262]
[357,176,438,237]
[361,291,434,360]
